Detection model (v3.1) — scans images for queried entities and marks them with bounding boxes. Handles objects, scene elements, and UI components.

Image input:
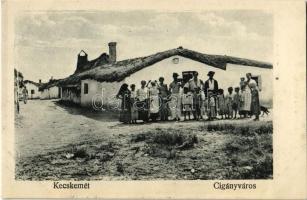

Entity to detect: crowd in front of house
[116,70,261,124]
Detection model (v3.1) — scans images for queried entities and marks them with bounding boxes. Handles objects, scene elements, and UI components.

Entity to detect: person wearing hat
[158,76,169,121]
[203,71,219,97]
[169,72,182,121]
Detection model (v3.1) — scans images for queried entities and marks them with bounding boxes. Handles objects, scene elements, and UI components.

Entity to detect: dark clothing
[158,83,169,121]
[117,87,131,123]
[203,79,219,97]
[136,100,149,122]
[251,89,260,116]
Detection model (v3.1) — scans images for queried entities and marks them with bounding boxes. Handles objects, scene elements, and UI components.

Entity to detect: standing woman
[130,84,138,124]
[249,82,260,120]
[116,83,131,124]
[136,80,149,122]
[158,77,169,121]
[147,80,160,122]
[245,73,258,117]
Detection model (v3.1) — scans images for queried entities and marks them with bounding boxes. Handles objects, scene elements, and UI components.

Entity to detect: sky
[14,10,273,84]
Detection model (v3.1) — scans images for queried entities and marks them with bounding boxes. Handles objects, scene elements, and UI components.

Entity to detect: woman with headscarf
[116,83,131,123]
[136,80,149,122]
[243,73,259,118]
[250,82,260,120]
[130,84,138,124]
[158,77,169,121]
[147,80,160,122]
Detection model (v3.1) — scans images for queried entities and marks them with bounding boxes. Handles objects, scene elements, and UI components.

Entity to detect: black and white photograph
[13,9,275,181]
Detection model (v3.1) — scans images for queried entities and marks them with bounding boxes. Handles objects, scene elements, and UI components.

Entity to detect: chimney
[76,50,88,72]
[39,79,42,84]
[108,42,117,63]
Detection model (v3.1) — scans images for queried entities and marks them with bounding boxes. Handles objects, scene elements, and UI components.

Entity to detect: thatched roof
[24,80,41,87]
[39,79,61,91]
[53,47,272,87]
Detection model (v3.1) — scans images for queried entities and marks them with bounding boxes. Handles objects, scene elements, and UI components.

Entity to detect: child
[182,87,193,121]
[225,87,234,119]
[208,91,216,120]
[240,77,245,89]
[238,86,245,118]
[130,84,138,124]
[193,87,202,120]
[233,87,240,119]
[217,89,226,119]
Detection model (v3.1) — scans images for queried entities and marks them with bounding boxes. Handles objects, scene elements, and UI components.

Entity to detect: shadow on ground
[54,100,119,122]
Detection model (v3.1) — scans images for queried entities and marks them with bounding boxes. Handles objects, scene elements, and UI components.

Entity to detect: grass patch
[203,121,273,136]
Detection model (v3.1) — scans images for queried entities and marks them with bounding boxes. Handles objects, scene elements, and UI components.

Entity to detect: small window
[84,83,88,94]
[31,90,35,94]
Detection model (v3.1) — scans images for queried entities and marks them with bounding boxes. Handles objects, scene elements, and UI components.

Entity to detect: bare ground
[15,100,273,180]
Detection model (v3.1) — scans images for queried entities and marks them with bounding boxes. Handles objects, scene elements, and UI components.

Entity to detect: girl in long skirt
[136,80,149,122]
[130,84,138,124]
[208,91,216,120]
[148,81,160,122]
[116,83,131,124]
[217,89,226,119]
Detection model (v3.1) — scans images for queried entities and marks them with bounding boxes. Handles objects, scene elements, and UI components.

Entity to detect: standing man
[169,73,181,121]
[22,86,28,104]
[188,72,203,92]
[203,71,219,97]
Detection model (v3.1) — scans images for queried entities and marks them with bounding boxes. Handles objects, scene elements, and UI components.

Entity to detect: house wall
[80,79,122,109]
[40,86,60,99]
[124,56,273,104]
[78,55,273,109]
[61,87,81,104]
[25,83,40,99]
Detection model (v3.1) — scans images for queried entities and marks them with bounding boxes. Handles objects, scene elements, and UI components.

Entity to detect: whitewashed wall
[40,86,60,99]
[25,83,40,99]
[124,56,273,104]
[79,56,273,108]
[80,79,122,109]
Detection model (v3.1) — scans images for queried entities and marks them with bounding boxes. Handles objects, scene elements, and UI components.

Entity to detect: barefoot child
[233,87,240,119]
[217,89,226,119]
[225,87,234,119]
[182,87,193,120]
[208,91,216,120]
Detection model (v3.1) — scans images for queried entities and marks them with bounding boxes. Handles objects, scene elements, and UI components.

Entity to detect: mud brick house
[44,42,273,109]
[24,80,43,99]
[39,78,61,100]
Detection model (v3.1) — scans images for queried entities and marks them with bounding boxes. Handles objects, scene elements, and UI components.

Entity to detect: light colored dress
[130,90,139,120]
[182,92,193,111]
[148,86,160,114]
[225,93,234,116]
[217,94,226,115]
[169,81,181,119]
[209,96,216,118]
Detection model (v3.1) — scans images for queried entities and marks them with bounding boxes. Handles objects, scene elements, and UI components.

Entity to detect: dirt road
[15,100,272,180]
[15,99,272,159]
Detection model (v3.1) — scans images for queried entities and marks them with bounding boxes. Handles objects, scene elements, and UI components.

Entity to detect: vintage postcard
[1,0,306,199]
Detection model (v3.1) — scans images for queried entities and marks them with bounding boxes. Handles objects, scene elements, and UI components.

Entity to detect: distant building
[43,42,273,109]
[39,78,61,100]
[24,80,42,99]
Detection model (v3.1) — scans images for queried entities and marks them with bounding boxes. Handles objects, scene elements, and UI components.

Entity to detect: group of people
[116,70,261,124]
